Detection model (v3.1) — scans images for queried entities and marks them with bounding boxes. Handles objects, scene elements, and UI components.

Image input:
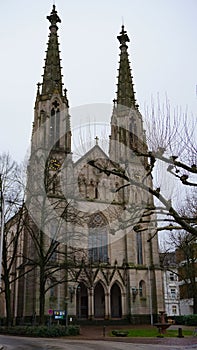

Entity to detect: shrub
[67,325,80,336]
[184,315,197,326]
[174,316,185,325]
[0,324,80,337]
[175,314,197,326]
[111,330,129,337]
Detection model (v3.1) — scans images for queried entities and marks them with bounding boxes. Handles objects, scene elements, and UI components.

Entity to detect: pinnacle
[116,25,137,110]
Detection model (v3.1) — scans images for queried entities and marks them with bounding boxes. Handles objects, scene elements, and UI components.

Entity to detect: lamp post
[0,174,5,290]
[65,297,69,329]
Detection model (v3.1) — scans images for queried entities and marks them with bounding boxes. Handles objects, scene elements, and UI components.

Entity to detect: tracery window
[88,214,108,263]
[50,103,60,148]
[139,280,146,297]
[136,231,143,265]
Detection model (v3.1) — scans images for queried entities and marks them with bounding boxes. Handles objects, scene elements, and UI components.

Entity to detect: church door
[110,283,122,318]
[76,283,88,319]
[94,282,105,318]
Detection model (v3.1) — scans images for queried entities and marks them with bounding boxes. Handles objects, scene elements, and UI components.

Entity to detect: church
[3,5,164,324]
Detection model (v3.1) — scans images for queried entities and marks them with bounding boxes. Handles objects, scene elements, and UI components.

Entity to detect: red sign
[48,309,53,316]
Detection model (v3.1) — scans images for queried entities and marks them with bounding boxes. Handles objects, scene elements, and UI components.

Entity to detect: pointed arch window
[139,280,146,297]
[129,118,137,147]
[50,106,60,148]
[136,231,143,265]
[88,214,108,263]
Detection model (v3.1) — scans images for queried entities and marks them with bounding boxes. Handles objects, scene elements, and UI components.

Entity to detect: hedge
[175,315,197,326]
[0,324,80,337]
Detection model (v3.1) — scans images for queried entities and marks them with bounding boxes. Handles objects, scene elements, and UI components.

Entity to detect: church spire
[116,25,138,109]
[32,6,71,155]
[41,5,63,97]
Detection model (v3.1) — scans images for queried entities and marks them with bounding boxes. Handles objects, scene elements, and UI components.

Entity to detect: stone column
[105,291,110,319]
[89,287,94,319]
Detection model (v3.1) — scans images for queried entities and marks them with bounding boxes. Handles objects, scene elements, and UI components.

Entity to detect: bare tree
[163,189,197,314]
[23,148,87,325]
[0,153,24,326]
[88,101,197,238]
[165,231,197,314]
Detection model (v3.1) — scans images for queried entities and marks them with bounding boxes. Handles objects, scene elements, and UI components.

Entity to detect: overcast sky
[1,0,197,162]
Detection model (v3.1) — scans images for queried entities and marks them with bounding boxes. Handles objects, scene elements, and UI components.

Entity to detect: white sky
[1,0,197,163]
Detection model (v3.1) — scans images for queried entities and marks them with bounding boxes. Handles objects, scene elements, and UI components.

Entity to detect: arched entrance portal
[110,283,122,318]
[94,282,105,318]
[76,283,88,319]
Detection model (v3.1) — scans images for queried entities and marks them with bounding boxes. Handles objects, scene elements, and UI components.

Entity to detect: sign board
[48,309,53,316]
[53,310,66,320]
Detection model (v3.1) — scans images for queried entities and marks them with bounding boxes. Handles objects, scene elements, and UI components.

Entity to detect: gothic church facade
[7,6,164,324]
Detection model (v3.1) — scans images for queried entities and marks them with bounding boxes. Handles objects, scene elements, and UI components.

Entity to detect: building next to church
[1,5,164,324]
[160,252,180,318]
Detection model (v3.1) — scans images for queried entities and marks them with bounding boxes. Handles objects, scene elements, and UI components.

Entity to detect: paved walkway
[71,324,197,347]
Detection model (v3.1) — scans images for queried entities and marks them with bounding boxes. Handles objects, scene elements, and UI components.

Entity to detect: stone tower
[32,5,71,160]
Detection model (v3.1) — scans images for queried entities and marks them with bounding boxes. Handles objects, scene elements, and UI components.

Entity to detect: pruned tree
[88,99,197,239]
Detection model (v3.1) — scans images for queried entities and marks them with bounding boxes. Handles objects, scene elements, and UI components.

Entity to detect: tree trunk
[193,286,197,314]
[3,233,12,327]
[190,262,197,314]
[4,271,12,326]
[39,265,46,325]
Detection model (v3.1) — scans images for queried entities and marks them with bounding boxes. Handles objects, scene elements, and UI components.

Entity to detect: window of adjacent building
[170,288,176,299]
[88,214,108,263]
[172,305,177,314]
[169,272,177,281]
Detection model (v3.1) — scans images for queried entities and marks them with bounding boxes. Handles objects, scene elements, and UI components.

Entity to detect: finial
[95,136,99,146]
[47,4,61,30]
[117,25,130,45]
[64,88,69,107]
[37,82,41,95]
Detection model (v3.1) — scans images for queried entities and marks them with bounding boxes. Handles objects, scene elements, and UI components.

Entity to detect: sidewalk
[72,324,197,347]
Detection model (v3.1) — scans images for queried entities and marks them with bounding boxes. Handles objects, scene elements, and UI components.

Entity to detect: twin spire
[39,6,138,110]
[40,5,63,97]
[116,25,137,109]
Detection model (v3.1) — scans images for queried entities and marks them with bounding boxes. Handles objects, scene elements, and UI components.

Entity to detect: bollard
[177,327,184,338]
[103,325,106,337]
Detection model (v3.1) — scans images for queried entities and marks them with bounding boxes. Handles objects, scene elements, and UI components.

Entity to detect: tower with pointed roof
[7,7,164,325]
[110,25,147,164]
[20,5,73,322]
[32,5,71,158]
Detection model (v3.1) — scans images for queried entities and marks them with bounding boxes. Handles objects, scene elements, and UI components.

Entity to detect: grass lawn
[110,327,193,338]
